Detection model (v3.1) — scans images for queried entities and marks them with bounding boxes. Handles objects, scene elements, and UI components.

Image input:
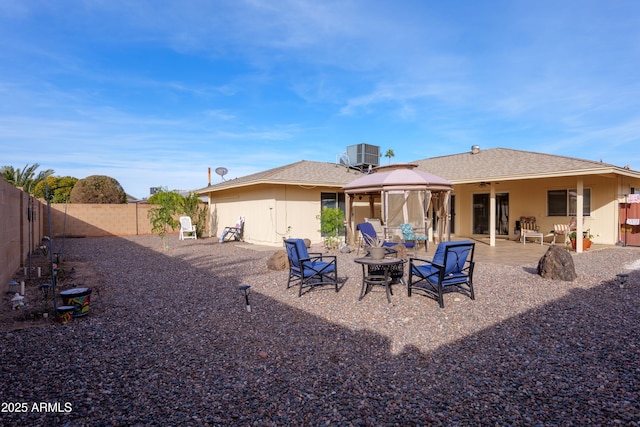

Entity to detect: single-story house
[197,161,365,246]
[197,147,640,250]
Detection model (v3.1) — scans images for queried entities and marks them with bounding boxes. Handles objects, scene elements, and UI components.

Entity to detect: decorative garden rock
[393,244,408,260]
[267,250,289,271]
[537,245,577,281]
[339,244,351,253]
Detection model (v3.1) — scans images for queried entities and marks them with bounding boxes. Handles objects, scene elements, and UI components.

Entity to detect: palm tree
[1,165,18,184]
[1,163,54,194]
[384,149,395,164]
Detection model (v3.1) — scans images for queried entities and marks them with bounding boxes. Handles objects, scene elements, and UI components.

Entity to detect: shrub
[69,175,126,204]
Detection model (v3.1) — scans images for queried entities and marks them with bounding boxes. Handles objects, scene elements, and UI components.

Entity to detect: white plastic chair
[179,216,197,240]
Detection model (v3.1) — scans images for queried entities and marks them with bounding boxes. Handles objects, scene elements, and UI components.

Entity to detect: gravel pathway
[1,235,640,426]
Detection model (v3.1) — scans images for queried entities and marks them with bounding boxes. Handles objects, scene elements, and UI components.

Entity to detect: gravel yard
[2,235,640,426]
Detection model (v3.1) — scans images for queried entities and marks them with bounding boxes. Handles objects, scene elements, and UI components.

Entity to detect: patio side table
[354,257,404,303]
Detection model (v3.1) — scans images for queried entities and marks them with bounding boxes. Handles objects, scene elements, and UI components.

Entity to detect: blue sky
[2,1,640,199]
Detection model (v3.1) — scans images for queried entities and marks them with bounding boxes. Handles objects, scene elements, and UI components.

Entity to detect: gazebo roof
[343,164,453,193]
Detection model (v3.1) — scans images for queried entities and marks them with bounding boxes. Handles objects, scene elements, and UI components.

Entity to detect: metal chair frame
[284,239,338,297]
[408,241,475,308]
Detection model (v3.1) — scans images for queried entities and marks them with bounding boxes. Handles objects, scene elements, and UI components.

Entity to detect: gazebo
[343,164,453,245]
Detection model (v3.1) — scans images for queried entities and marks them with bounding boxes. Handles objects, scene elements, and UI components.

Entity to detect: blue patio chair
[400,223,429,254]
[284,239,338,297]
[408,240,475,308]
[356,222,398,255]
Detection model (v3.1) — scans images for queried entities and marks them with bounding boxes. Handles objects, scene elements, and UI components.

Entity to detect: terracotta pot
[571,238,591,250]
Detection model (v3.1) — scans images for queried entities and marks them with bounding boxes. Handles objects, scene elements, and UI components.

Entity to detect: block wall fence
[1,180,45,288]
[2,180,200,287]
[47,203,156,237]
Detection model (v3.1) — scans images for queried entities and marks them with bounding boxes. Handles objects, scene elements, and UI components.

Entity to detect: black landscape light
[40,283,52,299]
[616,273,629,289]
[239,285,251,312]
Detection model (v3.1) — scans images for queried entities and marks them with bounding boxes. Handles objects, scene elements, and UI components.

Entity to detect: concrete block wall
[48,203,156,237]
[2,181,208,286]
[1,180,45,288]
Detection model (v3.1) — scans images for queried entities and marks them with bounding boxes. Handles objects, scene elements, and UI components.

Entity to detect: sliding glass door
[473,193,509,236]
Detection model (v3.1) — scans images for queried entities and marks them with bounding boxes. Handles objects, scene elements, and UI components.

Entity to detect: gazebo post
[345,193,353,245]
[369,195,375,219]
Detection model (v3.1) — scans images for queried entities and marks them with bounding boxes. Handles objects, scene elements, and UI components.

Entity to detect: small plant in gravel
[148,188,183,249]
[148,189,208,249]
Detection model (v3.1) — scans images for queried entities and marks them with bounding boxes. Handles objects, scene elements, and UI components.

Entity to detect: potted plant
[366,236,388,260]
[569,231,593,250]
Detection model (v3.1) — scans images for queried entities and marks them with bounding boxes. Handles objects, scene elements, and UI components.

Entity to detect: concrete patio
[463,237,611,266]
[399,237,612,267]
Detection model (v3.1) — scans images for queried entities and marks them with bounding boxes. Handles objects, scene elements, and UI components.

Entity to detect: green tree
[384,149,395,164]
[1,163,54,193]
[69,175,127,204]
[181,192,208,237]
[148,188,183,249]
[33,176,78,202]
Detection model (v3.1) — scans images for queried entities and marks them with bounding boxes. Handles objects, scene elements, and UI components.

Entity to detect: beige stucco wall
[207,184,344,246]
[453,173,640,245]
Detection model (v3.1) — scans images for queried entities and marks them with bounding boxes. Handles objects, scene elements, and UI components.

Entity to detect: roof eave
[198,179,348,194]
[450,167,640,184]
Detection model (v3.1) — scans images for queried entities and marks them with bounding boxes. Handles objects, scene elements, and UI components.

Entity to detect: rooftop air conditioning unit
[346,144,380,168]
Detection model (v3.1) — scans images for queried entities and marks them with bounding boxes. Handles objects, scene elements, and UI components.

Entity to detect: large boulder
[393,243,408,260]
[267,250,289,271]
[537,245,577,281]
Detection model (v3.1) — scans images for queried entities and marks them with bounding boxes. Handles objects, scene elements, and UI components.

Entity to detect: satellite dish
[215,167,228,181]
[339,152,352,169]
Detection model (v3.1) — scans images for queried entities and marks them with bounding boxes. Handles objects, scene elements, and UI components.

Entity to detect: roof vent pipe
[471,145,480,154]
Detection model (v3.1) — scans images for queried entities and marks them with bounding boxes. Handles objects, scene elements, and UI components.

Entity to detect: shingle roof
[413,147,639,183]
[198,148,640,194]
[197,160,364,193]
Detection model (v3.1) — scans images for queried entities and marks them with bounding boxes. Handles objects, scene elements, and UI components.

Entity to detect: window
[547,189,591,216]
[321,192,345,211]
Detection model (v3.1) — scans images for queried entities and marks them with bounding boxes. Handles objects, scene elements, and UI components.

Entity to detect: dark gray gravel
[1,235,639,426]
